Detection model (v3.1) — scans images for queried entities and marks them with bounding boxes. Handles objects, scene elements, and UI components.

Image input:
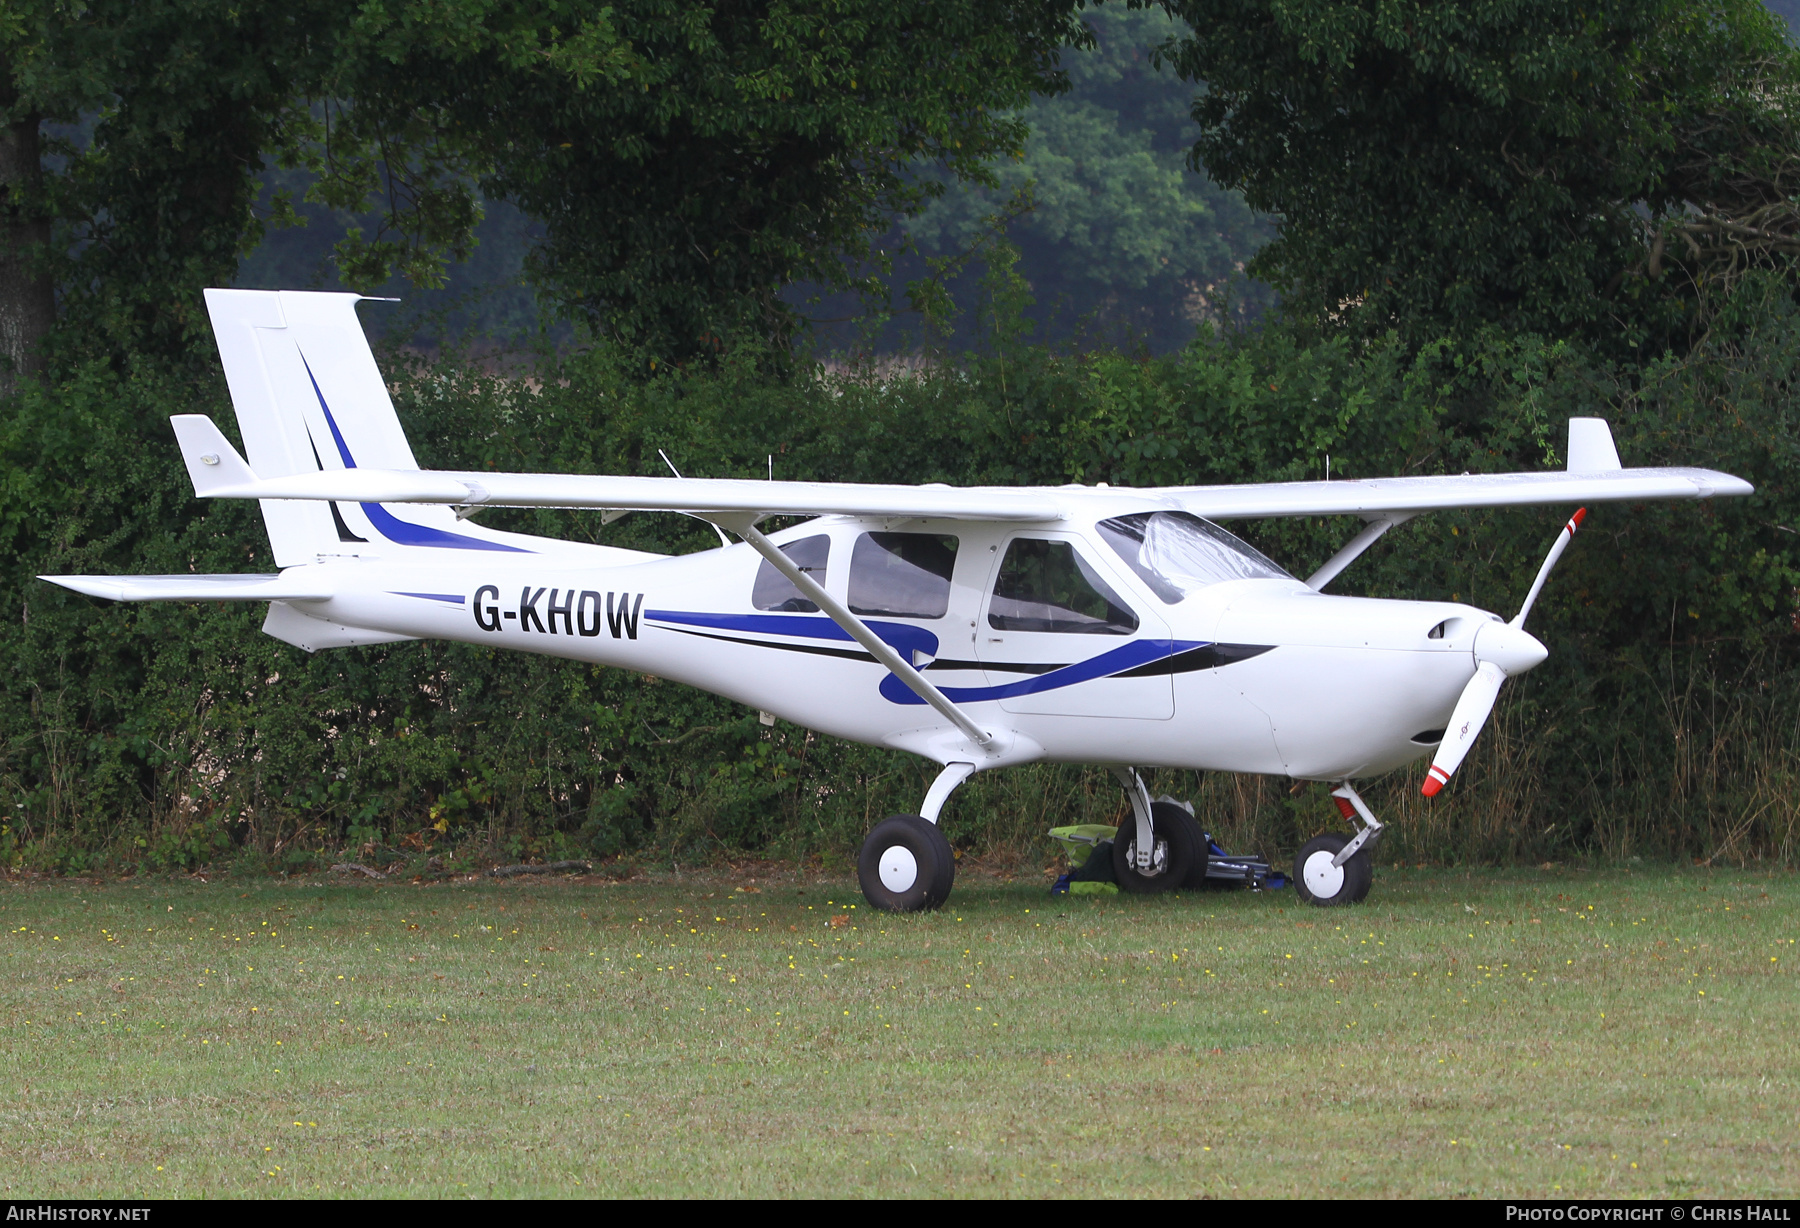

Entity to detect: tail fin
[203,288,530,565]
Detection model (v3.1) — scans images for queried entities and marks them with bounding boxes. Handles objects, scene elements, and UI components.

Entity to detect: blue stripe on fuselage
[645,609,1205,705]
[645,610,940,661]
[878,637,1204,704]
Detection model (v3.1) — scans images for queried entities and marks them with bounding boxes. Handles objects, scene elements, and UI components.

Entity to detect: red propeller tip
[1571,507,1587,529]
[1421,775,1445,798]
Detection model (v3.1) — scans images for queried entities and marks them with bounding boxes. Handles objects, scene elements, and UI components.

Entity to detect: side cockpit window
[988,538,1138,634]
[848,532,958,618]
[1097,511,1291,602]
[752,534,830,612]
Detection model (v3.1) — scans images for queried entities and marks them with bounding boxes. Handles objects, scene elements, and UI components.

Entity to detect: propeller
[1422,508,1587,797]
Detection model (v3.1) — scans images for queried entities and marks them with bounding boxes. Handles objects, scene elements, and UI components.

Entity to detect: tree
[0,1,599,371]
[903,5,1274,351]
[1,1,1091,372]
[0,44,53,395]
[1154,0,1800,352]
[0,0,396,372]
[335,0,1091,362]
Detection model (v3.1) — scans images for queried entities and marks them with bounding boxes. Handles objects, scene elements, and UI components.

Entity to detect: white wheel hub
[878,845,920,893]
[1302,849,1346,899]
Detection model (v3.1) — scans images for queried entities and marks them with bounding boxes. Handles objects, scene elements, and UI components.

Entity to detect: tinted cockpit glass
[751,534,829,612]
[1096,511,1291,602]
[988,538,1138,634]
[848,532,958,618]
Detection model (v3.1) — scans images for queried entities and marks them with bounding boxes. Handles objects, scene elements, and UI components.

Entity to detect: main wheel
[858,815,956,912]
[1292,833,1372,906]
[1112,803,1202,894]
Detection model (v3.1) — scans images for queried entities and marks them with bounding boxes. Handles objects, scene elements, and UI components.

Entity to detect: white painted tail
[203,288,531,565]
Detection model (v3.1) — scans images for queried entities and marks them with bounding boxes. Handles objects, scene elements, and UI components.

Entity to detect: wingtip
[170,414,258,496]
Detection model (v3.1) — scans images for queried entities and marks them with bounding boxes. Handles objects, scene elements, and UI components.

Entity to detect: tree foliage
[903,5,1274,350]
[0,0,1088,369]
[1,0,344,366]
[314,0,1089,361]
[1155,0,1800,351]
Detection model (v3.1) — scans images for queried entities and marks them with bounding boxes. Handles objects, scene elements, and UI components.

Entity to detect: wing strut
[723,517,999,755]
[1306,513,1415,591]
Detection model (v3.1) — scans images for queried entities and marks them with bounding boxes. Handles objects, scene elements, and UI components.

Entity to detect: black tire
[1292,833,1372,907]
[1112,804,1201,894]
[1163,806,1234,890]
[858,815,956,912]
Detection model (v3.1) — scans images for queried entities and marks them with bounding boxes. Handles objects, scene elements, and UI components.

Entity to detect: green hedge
[2,307,1795,874]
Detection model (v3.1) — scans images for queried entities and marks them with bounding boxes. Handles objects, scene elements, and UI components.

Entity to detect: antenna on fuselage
[656,448,730,548]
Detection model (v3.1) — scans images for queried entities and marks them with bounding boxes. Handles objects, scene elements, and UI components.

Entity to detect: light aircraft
[42,290,1754,910]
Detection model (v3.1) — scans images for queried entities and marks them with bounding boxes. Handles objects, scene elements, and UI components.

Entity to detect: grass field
[0,861,1795,1198]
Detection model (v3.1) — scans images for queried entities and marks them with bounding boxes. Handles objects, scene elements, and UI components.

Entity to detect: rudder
[204,288,529,565]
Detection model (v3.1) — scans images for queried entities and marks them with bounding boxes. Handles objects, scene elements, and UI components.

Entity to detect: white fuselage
[295,514,1492,782]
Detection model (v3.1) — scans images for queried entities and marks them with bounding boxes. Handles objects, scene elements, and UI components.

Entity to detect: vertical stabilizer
[203,288,531,564]
[206,289,326,566]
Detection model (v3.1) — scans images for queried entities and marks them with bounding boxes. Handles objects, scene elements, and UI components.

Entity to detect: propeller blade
[1422,661,1506,796]
[1511,507,1586,629]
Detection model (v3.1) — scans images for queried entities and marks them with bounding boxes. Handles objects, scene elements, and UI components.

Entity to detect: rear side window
[848,532,959,618]
[752,534,829,612]
[987,538,1138,634]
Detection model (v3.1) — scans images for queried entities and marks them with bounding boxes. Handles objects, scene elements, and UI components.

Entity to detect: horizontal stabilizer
[39,572,335,603]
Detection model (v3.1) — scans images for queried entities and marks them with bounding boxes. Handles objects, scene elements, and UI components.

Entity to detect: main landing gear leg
[1294,781,1383,907]
[1108,766,1202,893]
[857,762,974,913]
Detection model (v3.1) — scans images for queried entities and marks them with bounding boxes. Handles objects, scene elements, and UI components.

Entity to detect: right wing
[169,413,1753,524]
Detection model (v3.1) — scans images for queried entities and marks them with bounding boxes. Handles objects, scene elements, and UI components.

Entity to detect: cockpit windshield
[1096,511,1292,603]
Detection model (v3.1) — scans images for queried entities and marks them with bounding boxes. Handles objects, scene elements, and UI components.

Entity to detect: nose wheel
[1293,833,1372,905]
[1294,783,1382,906]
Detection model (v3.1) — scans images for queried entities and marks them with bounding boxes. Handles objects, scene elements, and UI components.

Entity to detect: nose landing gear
[1294,783,1383,907]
